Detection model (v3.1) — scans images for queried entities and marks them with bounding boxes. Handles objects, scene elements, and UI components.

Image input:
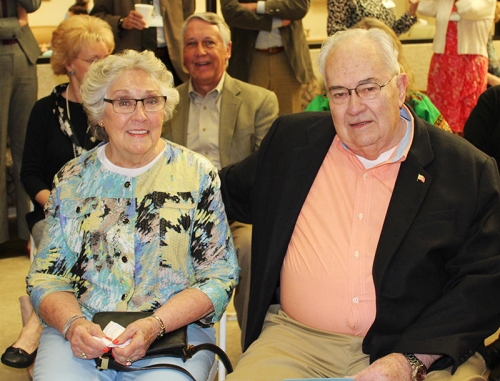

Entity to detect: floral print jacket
[27,139,239,326]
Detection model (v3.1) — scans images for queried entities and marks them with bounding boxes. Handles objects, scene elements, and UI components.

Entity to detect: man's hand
[239,2,257,11]
[120,10,147,30]
[17,5,28,28]
[354,353,412,381]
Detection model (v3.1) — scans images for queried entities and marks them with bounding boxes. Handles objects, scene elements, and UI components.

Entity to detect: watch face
[415,366,426,381]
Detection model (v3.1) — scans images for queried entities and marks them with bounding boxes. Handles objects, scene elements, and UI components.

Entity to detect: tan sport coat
[163,73,278,168]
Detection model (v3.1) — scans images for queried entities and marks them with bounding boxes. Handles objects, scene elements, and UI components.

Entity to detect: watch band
[404,353,427,381]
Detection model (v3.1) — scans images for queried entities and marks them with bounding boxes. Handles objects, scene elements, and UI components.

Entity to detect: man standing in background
[91,0,194,85]
[220,0,313,115]
[0,0,41,245]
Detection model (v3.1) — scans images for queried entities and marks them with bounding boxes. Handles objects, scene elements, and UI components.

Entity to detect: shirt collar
[188,72,226,102]
[337,104,414,167]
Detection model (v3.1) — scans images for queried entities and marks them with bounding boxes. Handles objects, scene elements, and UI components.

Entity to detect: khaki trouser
[226,305,487,381]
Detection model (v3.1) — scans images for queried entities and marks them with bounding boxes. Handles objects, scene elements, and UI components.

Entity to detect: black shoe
[1,345,37,368]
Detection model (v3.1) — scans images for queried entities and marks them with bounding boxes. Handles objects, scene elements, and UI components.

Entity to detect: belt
[155,47,169,58]
[255,46,284,54]
[2,39,17,45]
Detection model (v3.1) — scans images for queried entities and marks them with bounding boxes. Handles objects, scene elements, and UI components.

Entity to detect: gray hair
[317,28,400,81]
[80,49,180,142]
[181,12,232,49]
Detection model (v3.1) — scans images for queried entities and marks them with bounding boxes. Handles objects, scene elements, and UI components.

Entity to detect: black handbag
[92,311,232,381]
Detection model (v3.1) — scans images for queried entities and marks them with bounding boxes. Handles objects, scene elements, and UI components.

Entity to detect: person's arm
[416,0,438,17]
[487,72,500,87]
[354,353,441,381]
[221,0,309,31]
[21,99,53,206]
[16,0,40,13]
[0,0,38,40]
[464,86,500,155]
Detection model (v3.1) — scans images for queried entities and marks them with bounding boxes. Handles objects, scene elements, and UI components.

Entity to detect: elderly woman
[26,49,239,381]
[1,15,114,370]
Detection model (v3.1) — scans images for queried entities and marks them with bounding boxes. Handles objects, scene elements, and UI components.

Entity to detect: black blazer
[220,110,500,372]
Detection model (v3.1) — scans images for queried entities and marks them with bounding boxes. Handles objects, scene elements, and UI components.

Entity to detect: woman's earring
[69,70,75,76]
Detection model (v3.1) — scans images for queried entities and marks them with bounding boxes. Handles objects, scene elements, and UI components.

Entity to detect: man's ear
[226,41,232,60]
[397,73,408,106]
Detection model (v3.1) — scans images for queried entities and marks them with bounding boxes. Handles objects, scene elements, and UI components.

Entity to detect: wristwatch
[117,17,124,30]
[403,353,427,381]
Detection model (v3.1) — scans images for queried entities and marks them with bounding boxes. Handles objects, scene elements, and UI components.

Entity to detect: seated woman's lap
[34,325,215,381]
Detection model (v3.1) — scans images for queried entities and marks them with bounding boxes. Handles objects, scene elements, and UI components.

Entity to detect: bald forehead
[326,38,387,78]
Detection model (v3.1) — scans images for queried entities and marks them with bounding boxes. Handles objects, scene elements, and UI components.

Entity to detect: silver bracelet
[62,315,87,340]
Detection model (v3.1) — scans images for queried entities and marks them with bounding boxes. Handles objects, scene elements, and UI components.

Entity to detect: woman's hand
[66,319,111,360]
[110,316,159,366]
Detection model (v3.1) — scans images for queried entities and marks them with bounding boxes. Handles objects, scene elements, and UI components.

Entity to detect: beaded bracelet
[151,314,165,338]
[62,315,87,339]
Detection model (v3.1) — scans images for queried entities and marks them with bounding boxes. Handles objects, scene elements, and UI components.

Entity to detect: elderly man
[163,12,278,346]
[220,28,500,381]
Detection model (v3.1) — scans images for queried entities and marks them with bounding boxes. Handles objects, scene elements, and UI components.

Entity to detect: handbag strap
[95,342,233,378]
[186,343,233,373]
[95,356,197,380]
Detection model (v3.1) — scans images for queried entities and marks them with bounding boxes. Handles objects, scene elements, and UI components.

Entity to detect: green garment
[305,90,451,132]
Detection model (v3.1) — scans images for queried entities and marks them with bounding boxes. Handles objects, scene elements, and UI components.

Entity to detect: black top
[21,84,99,230]
[464,85,500,170]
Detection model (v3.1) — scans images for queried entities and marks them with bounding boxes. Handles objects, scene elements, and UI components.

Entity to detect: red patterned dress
[427,7,488,134]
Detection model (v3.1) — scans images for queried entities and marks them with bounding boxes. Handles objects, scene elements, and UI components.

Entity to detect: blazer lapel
[372,116,435,286]
[219,76,241,168]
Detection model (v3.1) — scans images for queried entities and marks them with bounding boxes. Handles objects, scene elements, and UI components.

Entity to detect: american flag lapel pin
[417,174,426,183]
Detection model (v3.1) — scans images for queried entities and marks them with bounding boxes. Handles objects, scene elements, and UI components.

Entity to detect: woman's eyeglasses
[103,96,167,114]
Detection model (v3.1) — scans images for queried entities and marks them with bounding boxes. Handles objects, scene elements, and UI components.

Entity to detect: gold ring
[80,352,87,359]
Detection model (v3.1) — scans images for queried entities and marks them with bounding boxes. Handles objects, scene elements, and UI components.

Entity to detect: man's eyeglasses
[103,96,167,114]
[324,74,398,105]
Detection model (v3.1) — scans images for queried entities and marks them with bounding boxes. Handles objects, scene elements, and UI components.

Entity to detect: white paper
[93,321,131,348]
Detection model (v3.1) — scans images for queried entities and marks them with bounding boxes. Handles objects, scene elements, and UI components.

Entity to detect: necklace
[66,83,71,120]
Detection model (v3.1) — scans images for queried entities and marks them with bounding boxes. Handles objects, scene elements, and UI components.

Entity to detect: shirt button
[354,251,359,258]
[124,181,131,188]
[121,294,126,300]
[122,256,128,263]
[363,173,367,179]
[123,218,129,224]
[352,297,359,304]
[76,206,81,213]
[358,213,363,220]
